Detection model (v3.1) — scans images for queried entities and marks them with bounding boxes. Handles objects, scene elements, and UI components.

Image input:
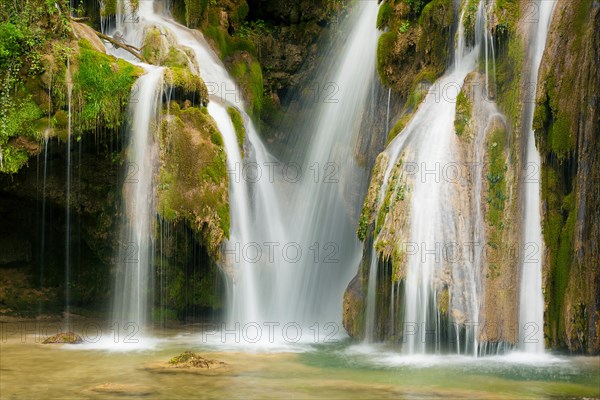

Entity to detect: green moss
[376,31,398,87]
[227,106,245,152]
[164,67,209,106]
[158,104,230,256]
[494,0,520,33]
[204,25,256,59]
[375,165,404,236]
[544,187,576,339]
[74,46,141,131]
[495,32,524,128]
[231,60,263,119]
[377,1,393,30]
[454,89,472,137]
[0,82,43,173]
[549,113,575,159]
[386,113,413,145]
[101,0,117,16]
[141,27,166,65]
[184,0,209,28]
[485,128,508,229]
[463,0,480,45]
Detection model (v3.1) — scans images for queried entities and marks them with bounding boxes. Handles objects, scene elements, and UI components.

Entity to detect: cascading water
[64,56,73,320]
[519,0,556,354]
[280,1,379,325]
[111,66,163,335]
[363,2,493,355]
[124,1,379,332]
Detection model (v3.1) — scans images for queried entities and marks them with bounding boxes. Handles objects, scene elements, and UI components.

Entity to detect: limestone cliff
[534,0,599,355]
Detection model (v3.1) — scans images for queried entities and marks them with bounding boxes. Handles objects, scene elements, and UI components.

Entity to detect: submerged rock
[168,351,226,369]
[89,383,153,396]
[42,332,83,344]
[144,351,229,375]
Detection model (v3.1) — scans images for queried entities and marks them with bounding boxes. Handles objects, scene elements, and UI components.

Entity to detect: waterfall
[65,56,73,320]
[120,1,379,331]
[386,88,392,135]
[363,3,490,354]
[111,66,163,335]
[519,0,556,354]
[281,0,378,325]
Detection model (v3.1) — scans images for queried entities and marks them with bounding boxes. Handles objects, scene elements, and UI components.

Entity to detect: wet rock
[343,274,365,339]
[42,332,83,344]
[144,351,230,375]
[89,383,153,396]
[168,351,226,369]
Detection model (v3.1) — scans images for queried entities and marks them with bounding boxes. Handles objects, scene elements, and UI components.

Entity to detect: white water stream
[519,0,556,354]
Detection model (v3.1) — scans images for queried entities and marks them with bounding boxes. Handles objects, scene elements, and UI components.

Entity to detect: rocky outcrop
[376,0,454,98]
[534,0,600,354]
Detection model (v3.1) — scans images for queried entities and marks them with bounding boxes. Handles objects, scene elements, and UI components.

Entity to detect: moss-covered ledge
[157,102,229,259]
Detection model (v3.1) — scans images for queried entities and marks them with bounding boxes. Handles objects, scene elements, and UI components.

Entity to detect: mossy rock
[227,106,245,152]
[168,351,226,369]
[164,67,209,106]
[144,351,230,375]
[375,0,452,96]
[141,26,168,65]
[42,332,83,344]
[157,103,229,258]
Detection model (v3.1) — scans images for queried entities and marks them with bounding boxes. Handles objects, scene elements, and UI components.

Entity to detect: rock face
[247,0,342,95]
[344,0,599,356]
[534,0,600,355]
[343,0,456,343]
[375,0,454,98]
[342,274,365,340]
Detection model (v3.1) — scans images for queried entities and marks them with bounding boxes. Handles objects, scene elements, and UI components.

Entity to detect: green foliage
[0,0,70,73]
[0,69,43,173]
[0,23,26,69]
[399,21,410,34]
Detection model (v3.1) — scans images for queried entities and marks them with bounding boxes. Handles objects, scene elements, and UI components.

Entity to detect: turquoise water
[1,324,598,399]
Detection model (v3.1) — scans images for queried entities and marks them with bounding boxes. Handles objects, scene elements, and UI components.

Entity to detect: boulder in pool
[168,351,226,369]
[42,332,83,344]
